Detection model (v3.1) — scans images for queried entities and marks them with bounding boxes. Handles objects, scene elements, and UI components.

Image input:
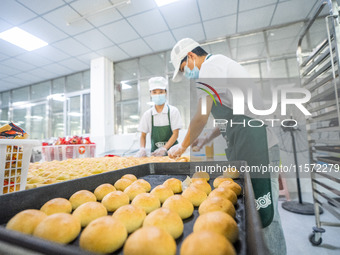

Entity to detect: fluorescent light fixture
[47,93,66,101]
[130,115,140,120]
[154,0,180,7]
[121,82,132,90]
[25,115,43,120]
[68,112,82,117]
[0,27,48,51]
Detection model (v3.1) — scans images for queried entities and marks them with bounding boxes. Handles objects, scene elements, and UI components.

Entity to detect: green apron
[151,105,178,153]
[210,103,274,228]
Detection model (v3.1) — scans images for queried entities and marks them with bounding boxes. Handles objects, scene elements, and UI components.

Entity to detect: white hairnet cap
[171,38,199,82]
[149,76,168,91]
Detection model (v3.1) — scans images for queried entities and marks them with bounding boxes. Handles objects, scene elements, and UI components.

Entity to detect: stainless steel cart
[297,0,340,246]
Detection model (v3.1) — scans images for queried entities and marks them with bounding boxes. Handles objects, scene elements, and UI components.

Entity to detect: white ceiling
[0,0,322,92]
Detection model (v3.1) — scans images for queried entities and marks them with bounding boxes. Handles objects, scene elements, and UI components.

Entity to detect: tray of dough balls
[0,161,266,255]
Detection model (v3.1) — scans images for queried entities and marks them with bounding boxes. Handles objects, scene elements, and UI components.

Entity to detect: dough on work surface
[72,202,107,227]
[180,231,236,255]
[143,208,184,239]
[213,176,233,188]
[163,178,182,193]
[193,211,239,243]
[94,183,116,201]
[79,216,127,254]
[150,185,174,203]
[162,195,194,219]
[182,186,207,207]
[6,209,47,234]
[209,187,237,205]
[218,181,242,196]
[69,190,97,210]
[123,226,176,255]
[112,204,146,233]
[131,193,161,214]
[121,174,137,182]
[40,198,72,215]
[198,196,235,218]
[33,213,81,244]
[101,191,130,212]
[114,178,133,191]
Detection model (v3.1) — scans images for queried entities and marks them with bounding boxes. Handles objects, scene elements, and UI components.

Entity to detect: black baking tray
[0,161,267,255]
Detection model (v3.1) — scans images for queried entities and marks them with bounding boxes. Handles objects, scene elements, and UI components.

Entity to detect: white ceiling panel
[96,45,130,62]
[239,0,277,12]
[20,17,68,43]
[271,0,318,26]
[127,9,168,37]
[231,33,265,48]
[0,0,36,25]
[159,0,200,29]
[268,22,303,41]
[0,40,26,57]
[35,46,70,62]
[13,73,42,85]
[198,0,237,21]
[238,5,276,33]
[0,58,35,72]
[203,15,237,39]
[76,52,102,64]
[269,37,296,56]
[144,31,176,52]
[70,0,112,15]
[99,19,139,44]
[119,39,152,57]
[0,18,13,32]
[18,0,65,15]
[172,23,206,42]
[16,52,53,67]
[117,0,156,17]
[0,64,20,76]
[1,76,26,85]
[236,44,265,61]
[57,58,89,72]
[29,68,60,79]
[52,38,91,56]
[43,5,93,36]
[74,29,113,51]
[85,9,122,27]
[41,63,73,76]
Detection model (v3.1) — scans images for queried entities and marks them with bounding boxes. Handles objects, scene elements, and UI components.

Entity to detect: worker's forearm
[207,127,221,142]
[140,133,146,148]
[182,116,207,148]
[164,131,179,150]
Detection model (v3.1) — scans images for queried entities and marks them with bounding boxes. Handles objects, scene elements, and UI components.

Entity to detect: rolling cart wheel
[309,233,322,246]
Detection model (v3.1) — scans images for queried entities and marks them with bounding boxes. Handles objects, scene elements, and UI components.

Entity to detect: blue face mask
[184,59,199,79]
[151,94,166,105]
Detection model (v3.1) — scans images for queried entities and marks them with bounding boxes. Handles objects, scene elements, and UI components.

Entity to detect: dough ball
[180,231,236,255]
[192,172,210,181]
[133,179,151,192]
[121,174,137,182]
[40,198,72,215]
[112,204,146,233]
[163,178,182,193]
[69,190,96,210]
[198,197,235,218]
[123,226,176,255]
[190,180,211,195]
[132,193,161,214]
[6,209,47,234]
[218,181,242,196]
[33,213,81,244]
[182,186,207,207]
[80,216,127,254]
[72,202,107,227]
[222,168,240,179]
[101,191,130,212]
[193,211,239,243]
[213,176,233,188]
[114,178,133,191]
[124,183,147,201]
[209,187,237,205]
[94,183,116,201]
[150,185,174,203]
[162,195,194,219]
[143,208,183,239]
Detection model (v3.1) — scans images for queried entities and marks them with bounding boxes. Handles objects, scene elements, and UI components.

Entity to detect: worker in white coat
[135,77,183,157]
[168,38,286,255]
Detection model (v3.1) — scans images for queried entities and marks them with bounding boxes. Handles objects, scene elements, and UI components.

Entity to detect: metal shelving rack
[297,0,340,246]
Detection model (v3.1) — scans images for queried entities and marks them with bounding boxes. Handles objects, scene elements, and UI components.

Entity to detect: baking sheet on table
[0,161,262,255]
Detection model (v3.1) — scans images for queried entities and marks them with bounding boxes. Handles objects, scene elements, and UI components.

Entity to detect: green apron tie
[211,103,274,228]
[151,105,178,153]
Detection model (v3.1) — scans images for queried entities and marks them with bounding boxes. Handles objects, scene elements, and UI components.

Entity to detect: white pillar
[90,57,114,156]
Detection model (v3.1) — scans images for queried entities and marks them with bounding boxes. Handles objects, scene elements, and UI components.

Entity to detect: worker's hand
[168,144,187,159]
[151,147,167,157]
[192,137,208,152]
[135,148,147,157]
